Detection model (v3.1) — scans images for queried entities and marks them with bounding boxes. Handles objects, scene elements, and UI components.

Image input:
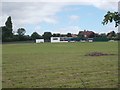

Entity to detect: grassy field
[2,42,118,88]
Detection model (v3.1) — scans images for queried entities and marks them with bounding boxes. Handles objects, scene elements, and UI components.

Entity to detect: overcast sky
[0,0,119,35]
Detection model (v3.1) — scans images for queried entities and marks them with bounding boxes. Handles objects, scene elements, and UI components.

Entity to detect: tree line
[0,11,120,42]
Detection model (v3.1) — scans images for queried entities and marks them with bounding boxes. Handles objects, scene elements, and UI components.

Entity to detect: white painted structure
[108,40,115,42]
[51,37,60,43]
[88,40,93,42]
[80,40,86,42]
[69,41,75,42]
[60,41,68,42]
[88,38,93,42]
[36,39,44,43]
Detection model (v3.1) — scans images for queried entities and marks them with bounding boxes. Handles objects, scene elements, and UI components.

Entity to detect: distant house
[78,30,95,38]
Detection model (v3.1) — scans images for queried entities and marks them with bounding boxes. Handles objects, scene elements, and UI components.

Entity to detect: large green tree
[67,33,72,37]
[31,32,41,40]
[16,28,26,41]
[107,31,116,39]
[43,32,52,42]
[102,11,120,27]
[2,16,13,41]
[17,28,26,36]
[5,16,12,30]
[52,33,60,37]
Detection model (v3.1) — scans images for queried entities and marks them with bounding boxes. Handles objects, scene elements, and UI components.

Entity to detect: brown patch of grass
[85,52,116,56]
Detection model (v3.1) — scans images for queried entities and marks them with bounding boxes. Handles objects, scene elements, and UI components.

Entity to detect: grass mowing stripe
[2,42,118,88]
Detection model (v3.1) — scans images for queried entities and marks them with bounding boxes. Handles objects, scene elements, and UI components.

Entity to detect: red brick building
[78,30,95,38]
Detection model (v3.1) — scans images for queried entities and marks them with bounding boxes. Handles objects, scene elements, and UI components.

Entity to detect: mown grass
[2,42,118,88]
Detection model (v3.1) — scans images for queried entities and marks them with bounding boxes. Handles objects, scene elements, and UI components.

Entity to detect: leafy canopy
[17,28,26,36]
[102,11,120,27]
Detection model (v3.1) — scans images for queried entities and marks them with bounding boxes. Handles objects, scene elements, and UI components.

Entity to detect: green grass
[2,42,118,88]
